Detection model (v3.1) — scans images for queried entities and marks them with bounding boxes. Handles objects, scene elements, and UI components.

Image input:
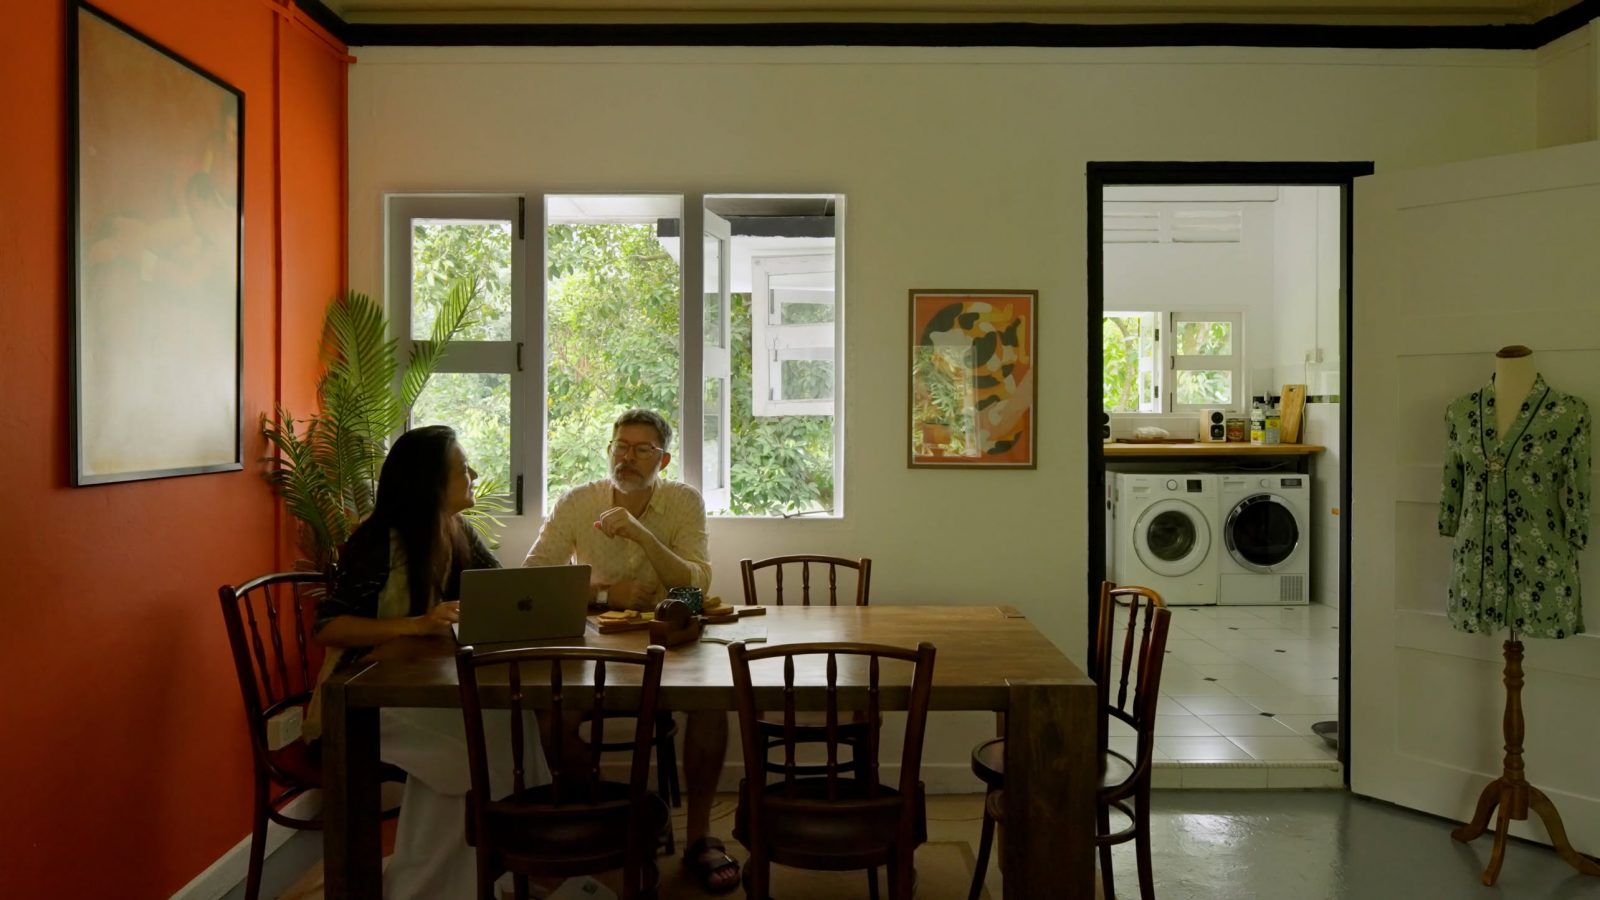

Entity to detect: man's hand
[412,600,460,637]
[606,580,661,611]
[594,506,650,543]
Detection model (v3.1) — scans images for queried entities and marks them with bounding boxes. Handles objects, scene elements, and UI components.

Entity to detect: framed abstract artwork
[908,289,1038,469]
[69,2,244,485]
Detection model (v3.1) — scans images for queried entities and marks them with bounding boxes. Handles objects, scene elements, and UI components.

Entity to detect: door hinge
[516,197,526,240]
[514,475,524,516]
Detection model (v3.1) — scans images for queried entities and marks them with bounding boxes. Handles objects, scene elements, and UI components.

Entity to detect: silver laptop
[454,565,591,646]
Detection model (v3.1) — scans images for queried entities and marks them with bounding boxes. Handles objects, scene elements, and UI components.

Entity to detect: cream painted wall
[348,43,1532,781]
[1537,20,1598,147]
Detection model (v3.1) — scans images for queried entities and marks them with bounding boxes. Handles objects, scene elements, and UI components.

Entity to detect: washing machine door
[1132,499,1212,577]
[1224,493,1301,573]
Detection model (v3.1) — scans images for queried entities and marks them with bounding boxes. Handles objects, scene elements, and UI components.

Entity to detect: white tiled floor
[1111,603,1342,769]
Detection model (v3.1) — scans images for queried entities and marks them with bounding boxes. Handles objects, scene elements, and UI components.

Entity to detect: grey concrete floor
[231,790,1599,900]
[1107,791,1598,900]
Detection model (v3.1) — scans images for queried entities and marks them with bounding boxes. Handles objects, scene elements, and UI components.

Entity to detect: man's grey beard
[611,467,656,495]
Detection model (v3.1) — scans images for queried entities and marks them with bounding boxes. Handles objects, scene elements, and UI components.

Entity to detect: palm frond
[462,474,511,548]
[262,282,488,571]
[401,278,479,418]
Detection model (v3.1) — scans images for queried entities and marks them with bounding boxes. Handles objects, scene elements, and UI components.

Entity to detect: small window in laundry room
[1169,311,1242,411]
[1103,310,1161,413]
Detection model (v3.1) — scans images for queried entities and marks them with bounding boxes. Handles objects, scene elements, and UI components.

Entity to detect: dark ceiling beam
[298,0,1596,50]
[295,0,351,44]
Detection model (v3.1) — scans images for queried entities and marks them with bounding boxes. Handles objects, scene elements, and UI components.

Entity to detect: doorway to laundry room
[1086,162,1371,786]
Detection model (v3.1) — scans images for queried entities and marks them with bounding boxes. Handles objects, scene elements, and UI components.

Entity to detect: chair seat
[481,780,668,867]
[972,738,1138,794]
[738,777,925,871]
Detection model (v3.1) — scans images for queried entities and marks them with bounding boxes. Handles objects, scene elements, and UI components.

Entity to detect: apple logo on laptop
[516,597,533,612]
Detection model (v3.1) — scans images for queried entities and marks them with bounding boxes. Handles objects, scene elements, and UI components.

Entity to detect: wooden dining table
[320,604,1097,898]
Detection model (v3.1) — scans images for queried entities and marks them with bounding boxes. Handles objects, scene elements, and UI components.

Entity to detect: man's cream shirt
[524,478,712,593]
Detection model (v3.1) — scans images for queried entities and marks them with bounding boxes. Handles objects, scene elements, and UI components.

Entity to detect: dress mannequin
[1493,345,1537,435]
[1444,345,1598,884]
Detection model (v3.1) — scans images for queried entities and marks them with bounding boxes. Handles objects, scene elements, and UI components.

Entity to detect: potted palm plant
[261,279,503,572]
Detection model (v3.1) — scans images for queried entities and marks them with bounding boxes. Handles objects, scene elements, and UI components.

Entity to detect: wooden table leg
[1003,678,1098,897]
[322,679,381,900]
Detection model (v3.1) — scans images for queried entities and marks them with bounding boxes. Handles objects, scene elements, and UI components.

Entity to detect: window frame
[387,194,533,513]
[1102,309,1244,413]
[388,191,845,521]
[1166,310,1243,412]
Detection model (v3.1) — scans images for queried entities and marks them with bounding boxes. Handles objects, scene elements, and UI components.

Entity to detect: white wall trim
[170,792,322,900]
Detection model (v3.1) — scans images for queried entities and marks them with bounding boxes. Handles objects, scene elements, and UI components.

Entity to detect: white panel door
[1351,140,1600,853]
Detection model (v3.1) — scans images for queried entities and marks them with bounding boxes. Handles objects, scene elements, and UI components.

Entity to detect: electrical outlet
[266,707,303,751]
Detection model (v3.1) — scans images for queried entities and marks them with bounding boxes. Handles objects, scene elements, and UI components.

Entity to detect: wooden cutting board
[1279,384,1307,443]
[588,605,767,634]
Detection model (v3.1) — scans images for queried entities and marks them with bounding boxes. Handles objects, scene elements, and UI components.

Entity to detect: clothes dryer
[1217,474,1311,605]
[1112,473,1218,606]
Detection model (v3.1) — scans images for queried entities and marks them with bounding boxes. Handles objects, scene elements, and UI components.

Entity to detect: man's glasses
[608,440,663,460]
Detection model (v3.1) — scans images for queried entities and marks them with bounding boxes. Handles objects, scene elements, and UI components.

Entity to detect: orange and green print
[909,290,1037,468]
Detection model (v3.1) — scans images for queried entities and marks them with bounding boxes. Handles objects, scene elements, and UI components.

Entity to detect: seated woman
[310,425,548,900]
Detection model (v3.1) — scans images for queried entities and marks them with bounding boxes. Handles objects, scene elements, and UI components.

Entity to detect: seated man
[524,407,740,894]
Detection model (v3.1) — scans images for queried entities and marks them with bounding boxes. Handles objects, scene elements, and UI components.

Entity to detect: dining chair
[739,554,871,608]
[740,555,876,777]
[218,572,404,900]
[456,643,668,900]
[729,639,936,900]
[580,711,681,855]
[966,583,1171,900]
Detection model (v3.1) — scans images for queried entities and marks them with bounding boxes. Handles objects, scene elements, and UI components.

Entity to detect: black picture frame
[69,2,245,485]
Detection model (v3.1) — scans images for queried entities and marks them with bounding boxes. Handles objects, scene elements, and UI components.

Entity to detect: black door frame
[1085,161,1373,780]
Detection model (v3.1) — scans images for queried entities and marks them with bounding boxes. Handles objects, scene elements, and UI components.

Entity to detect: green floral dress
[1438,375,1591,639]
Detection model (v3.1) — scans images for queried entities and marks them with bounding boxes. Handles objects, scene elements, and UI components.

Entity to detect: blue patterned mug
[666,586,704,616]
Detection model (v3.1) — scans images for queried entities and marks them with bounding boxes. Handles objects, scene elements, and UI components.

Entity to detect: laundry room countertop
[1103,442,1325,457]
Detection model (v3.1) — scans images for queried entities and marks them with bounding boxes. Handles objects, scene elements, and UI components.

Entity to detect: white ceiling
[323,0,1581,27]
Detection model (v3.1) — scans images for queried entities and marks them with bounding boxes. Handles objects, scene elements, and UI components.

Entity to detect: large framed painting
[69,2,244,485]
[909,289,1038,469]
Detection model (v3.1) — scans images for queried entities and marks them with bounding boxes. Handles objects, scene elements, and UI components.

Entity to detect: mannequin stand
[1451,639,1600,885]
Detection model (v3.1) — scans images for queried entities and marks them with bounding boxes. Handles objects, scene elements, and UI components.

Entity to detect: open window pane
[779,357,833,401]
[1174,320,1233,355]
[1175,370,1232,406]
[1103,311,1160,413]
[411,373,511,492]
[703,377,725,493]
[728,288,835,516]
[411,219,513,341]
[545,195,683,511]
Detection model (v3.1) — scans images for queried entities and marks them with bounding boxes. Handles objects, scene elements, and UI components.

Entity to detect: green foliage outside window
[1102,314,1234,411]
[413,220,833,517]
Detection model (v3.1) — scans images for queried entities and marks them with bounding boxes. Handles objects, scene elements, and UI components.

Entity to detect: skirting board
[171,791,322,900]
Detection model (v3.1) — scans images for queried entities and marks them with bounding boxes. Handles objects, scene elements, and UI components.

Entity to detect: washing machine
[1112,473,1219,606]
[1217,474,1311,605]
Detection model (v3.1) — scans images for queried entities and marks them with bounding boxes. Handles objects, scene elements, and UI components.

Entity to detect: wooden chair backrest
[739,555,872,607]
[729,640,935,805]
[218,572,327,767]
[1092,584,1171,781]
[455,644,665,811]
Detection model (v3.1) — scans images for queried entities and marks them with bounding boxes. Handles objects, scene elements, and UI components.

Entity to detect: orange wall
[0,1,347,895]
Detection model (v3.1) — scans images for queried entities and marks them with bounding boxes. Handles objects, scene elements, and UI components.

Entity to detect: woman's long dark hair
[346,425,470,616]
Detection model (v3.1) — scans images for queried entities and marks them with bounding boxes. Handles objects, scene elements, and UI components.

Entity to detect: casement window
[1103,310,1242,413]
[389,195,528,510]
[388,192,843,520]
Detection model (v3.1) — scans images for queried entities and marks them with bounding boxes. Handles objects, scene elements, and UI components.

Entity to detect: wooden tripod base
[1452,777,1600,885]
[1450,639,1600,885]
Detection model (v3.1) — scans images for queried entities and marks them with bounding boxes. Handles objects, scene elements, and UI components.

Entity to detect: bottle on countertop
[1249,396,1266,445]
[1263,395,1282,446]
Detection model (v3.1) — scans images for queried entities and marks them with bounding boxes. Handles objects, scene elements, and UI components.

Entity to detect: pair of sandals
[683,835,742,894]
